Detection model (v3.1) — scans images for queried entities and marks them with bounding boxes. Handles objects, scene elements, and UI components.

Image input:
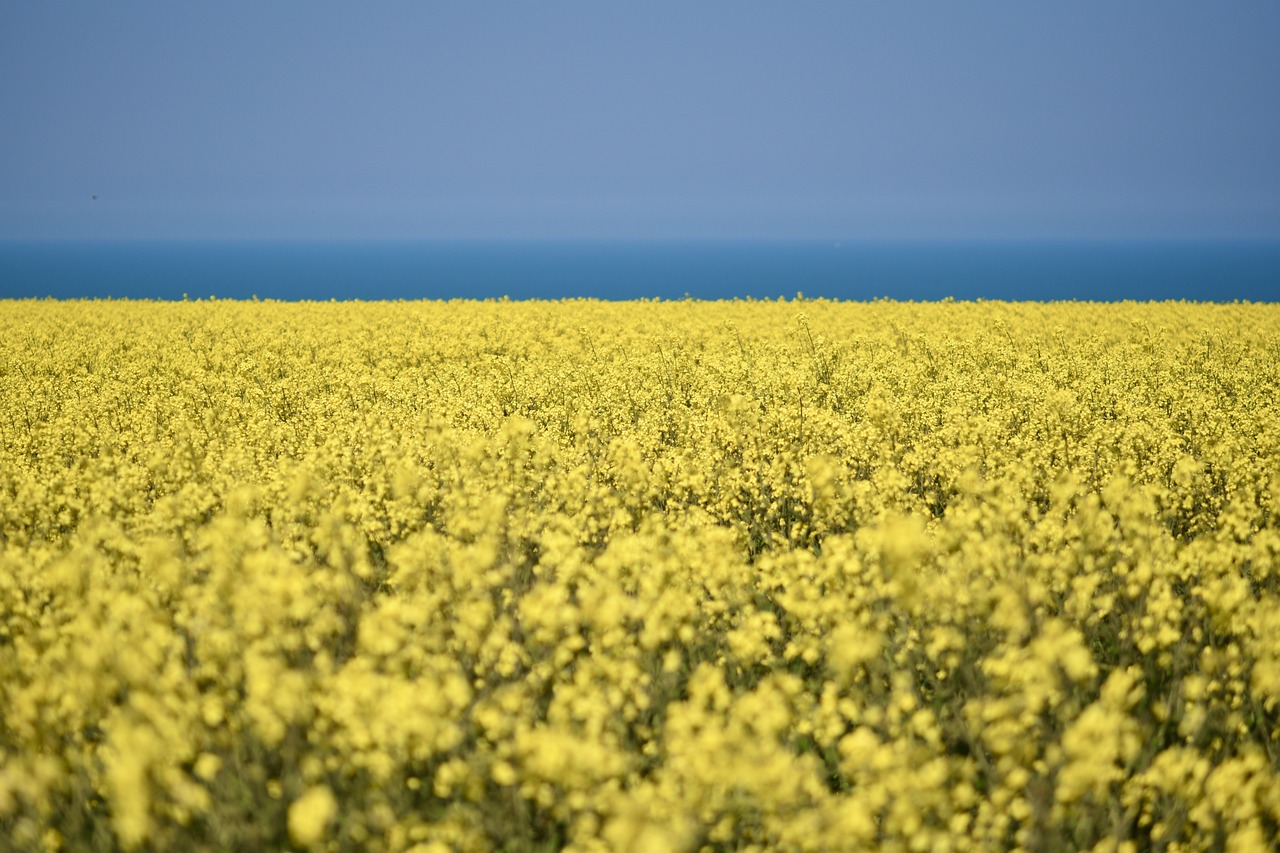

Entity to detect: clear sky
[3,1,1279,241]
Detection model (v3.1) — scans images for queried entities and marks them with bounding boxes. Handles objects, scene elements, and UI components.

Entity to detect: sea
[1,239,1278,303]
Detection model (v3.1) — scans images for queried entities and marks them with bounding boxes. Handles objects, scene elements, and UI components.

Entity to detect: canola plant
[1,298,1278,852]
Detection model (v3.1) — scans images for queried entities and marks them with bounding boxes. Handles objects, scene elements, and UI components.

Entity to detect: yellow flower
[288,785,338,848]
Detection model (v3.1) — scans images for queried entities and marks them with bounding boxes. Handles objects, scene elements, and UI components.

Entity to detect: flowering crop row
[1,298,1278,851]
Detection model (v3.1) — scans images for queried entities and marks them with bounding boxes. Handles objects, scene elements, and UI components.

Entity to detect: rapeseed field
[1,298,1278,852]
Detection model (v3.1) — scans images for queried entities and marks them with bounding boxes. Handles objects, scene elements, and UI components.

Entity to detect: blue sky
[2,1,1278,241]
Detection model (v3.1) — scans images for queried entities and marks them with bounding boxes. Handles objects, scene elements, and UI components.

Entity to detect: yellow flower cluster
[1,297,1278,851]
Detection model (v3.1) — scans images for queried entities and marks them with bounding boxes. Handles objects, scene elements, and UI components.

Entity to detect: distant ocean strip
[1,240,1278,302]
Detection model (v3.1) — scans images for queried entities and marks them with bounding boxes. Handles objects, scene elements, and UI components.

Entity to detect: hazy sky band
[2,2,1278,240]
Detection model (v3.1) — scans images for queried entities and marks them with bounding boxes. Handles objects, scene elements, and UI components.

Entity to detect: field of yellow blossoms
[1,297,1278,852]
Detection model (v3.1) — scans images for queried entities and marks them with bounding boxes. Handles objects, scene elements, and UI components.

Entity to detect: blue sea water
[1,239,1278,302]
